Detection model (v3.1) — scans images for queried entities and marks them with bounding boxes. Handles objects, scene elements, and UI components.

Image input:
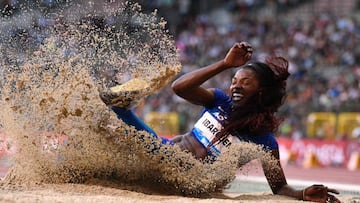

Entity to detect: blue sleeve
[245,133,279,151]
[198,88,232,116]
[212,88,232,109]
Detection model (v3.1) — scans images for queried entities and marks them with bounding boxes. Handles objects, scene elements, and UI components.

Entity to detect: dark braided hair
[208,56,290,148]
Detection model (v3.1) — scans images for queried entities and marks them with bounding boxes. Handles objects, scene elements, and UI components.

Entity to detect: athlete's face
[230,68,261,108]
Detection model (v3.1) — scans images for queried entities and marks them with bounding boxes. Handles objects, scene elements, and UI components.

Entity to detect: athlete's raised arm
[171,42,252,107]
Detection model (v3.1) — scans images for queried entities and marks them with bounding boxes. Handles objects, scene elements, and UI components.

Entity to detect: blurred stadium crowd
[1,0,359,140]
[138,0,360,140]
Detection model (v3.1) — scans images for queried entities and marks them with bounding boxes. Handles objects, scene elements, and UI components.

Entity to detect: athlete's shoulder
[213,88,231,103]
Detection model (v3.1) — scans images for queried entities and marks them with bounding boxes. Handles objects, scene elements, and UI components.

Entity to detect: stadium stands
[141,0,360,139]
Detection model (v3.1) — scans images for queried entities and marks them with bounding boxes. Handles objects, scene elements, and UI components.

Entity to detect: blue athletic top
[112,88,278,158]
[190,88,278,157]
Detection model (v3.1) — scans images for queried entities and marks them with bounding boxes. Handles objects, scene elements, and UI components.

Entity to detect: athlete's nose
[234,82,244,90]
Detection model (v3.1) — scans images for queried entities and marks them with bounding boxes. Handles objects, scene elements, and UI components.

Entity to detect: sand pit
[0,186,300,203]
[0,1,353,203]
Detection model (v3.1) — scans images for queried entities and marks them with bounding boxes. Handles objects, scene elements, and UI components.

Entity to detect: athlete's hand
[303,184,341,203]
[223,42,253,68]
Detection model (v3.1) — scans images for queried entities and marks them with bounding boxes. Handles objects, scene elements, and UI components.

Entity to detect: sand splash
[0,0,278,196]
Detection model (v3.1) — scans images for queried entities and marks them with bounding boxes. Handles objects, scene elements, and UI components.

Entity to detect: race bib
[193,111,221,143]
[191,111,240,157]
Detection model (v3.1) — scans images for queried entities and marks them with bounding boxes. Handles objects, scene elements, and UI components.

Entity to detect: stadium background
[135,0,360,140]
[135,0,360,171]
[0,0,359,174]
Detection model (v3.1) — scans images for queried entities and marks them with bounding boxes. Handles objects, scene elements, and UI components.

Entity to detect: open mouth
[232,92,244,101]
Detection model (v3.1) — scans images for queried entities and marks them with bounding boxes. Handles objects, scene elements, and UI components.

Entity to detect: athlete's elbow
[171,79,185,95]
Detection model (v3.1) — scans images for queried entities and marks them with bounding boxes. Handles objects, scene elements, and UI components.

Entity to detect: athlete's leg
[111,106,172,145]
[99,78,173,145]
[111,106,157,137]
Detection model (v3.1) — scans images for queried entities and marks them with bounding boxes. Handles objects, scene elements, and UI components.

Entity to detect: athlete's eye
[241,79,252,86]
[231,78,236,85]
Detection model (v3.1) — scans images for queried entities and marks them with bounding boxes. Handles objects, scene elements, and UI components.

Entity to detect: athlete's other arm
[263,149,340,202]
[171,42,252,107]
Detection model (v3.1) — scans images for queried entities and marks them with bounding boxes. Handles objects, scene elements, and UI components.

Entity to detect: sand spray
[0,0,279,195]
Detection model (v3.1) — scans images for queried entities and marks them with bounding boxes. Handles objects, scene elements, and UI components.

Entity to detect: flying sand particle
[0,0,278,196]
